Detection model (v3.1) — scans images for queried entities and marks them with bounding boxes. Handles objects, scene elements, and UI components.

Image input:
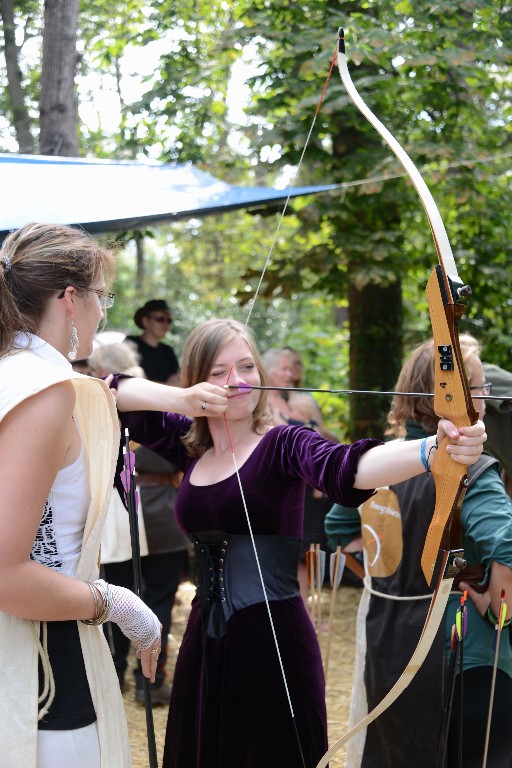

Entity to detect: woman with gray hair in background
[262,346,337,608]
[89,340,145,380]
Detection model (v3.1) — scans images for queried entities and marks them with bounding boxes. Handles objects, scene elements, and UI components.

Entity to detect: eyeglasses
[85,288,115,310]
[470,382,493,396]
[57,288,114,310]
[150,314,171,324]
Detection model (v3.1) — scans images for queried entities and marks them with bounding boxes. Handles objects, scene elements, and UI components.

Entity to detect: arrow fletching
[329,551,346,589]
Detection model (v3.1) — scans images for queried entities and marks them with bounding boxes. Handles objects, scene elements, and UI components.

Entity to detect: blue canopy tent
[0,154,338,241]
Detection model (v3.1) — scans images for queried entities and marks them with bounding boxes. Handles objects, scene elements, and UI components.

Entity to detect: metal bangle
[81,581,102,625]
[81,580,111,625]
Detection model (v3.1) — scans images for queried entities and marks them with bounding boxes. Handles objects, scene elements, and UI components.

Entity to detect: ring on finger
[201,401,207,411]
[150,647,160,655]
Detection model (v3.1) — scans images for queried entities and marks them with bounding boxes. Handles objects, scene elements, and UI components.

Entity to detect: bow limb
[315,30,477,768]
[317,561,453,767]
[337,28,477,590]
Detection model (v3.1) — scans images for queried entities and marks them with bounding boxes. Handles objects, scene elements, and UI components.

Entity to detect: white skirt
[37,723,101,768]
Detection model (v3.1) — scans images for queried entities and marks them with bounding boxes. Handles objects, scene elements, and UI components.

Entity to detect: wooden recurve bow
[316,29,477,768]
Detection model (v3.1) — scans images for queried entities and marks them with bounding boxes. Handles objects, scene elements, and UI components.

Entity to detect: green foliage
[1,0,511,437]
[105,216,352,436]
[224,0,512,375]
[0,1,43,149]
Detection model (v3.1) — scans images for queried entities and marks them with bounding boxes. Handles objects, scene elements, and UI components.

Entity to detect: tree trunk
[135,233,145,291]
[0,0,36,153]
[39,0,79,156]
[348,279,403,440]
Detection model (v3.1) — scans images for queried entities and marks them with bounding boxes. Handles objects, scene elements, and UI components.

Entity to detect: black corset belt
[190,532,301,639]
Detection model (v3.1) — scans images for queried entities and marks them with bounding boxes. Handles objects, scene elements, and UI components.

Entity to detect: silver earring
[68,323,79,361]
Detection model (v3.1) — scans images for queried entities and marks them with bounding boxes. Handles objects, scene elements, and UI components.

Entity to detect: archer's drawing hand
[179,382,228,418]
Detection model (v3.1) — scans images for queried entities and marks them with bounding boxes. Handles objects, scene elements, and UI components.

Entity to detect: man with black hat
[126,299,180,385]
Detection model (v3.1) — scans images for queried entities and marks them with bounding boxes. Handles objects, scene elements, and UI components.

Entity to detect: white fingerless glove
[87,579,161,651]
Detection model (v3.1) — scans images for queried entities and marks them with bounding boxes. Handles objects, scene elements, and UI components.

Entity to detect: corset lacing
[194,535,230,639]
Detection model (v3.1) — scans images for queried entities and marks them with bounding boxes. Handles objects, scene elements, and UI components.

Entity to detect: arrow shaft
[225,385,503,400]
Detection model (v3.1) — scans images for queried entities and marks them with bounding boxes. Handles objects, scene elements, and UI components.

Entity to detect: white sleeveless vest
[0,338,131,767]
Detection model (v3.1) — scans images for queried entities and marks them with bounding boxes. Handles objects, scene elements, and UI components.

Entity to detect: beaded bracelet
[486,605,511,629]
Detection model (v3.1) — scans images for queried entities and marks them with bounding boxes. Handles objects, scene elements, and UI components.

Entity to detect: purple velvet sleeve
[119,409,192,470]
[111,373,192,471]
[272,425,382,508]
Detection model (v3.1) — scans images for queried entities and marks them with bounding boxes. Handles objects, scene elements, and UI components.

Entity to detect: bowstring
[244,43,338,328]
[223,419,305,764]
[219,43,339,767]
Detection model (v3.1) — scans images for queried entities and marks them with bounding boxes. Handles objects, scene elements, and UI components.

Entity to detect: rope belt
[363,575,434,602]
[363,576,478,602]
[363,560,487,602]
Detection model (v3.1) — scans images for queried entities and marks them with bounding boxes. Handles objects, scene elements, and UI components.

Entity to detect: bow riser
[427,265,477,429]
[422,458,467,580]
[422,267,479,582]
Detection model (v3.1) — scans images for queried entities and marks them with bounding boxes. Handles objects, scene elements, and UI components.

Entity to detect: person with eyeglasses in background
[325,335,512,768]
[480,363,512,499]
[125,299,180,386]
[0,222,163,768]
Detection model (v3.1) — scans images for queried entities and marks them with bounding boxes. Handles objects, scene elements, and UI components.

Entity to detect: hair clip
[1,254,11,274]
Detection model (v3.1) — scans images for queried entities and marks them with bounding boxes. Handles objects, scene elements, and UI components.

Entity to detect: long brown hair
[181,318,272,456]
[0,222,116,356]
[386,334,481,437]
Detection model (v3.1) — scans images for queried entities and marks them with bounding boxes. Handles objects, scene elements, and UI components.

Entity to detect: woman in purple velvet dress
[114,318,486,768]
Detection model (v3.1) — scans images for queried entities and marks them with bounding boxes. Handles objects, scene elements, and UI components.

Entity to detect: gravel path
[124,581,361,767]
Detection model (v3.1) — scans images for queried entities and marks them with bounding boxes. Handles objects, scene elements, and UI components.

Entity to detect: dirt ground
[124,581,361,767]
